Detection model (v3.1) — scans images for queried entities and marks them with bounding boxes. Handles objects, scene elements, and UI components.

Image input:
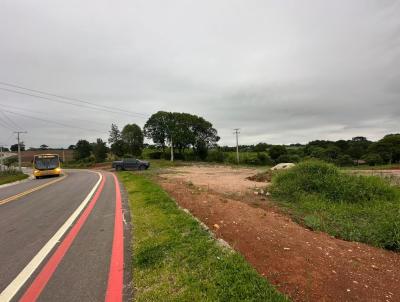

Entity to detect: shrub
[276,154,291,163]
[194,142,208,160]
[271,160,398,204]
[269,145,287,161]
[363,153,384,166]
[207,149,225,163]
[0,168,20,176]
[163,152,185,160]
[336,154,354,166]
[241,153,272,166]
[148,151,163,159]
[270,160,400,250]
[257,153,273,165]
[4,156,18,167]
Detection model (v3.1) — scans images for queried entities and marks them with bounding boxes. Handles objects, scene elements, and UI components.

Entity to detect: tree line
[218,134,400,166]
[14,108,398,167]
[70,111,219,163]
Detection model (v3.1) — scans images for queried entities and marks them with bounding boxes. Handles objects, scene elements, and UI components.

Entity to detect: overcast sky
[0,0,399,148]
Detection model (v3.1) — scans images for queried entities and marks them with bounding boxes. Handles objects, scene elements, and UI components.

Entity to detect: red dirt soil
[159,176,400,302]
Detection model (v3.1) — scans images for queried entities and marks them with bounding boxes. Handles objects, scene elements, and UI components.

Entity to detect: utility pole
[234,128,240,164]
[0,145,3,172]
[170,136,174,162]
[14,131,27,172]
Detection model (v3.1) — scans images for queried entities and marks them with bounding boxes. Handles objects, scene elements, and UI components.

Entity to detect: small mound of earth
[247,171,273,182]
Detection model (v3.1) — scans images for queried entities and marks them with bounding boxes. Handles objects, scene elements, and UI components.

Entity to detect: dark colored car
[112,158,150,171]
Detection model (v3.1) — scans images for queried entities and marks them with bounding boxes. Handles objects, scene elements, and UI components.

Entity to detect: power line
[0,85,148,118]
[0,81,148,117]
[0,103,111,128]
[3,109,105,134]
[0,115,13,131]
[0,110,22,130]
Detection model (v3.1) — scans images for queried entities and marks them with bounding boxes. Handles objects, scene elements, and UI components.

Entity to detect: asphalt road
[0,170,130,302]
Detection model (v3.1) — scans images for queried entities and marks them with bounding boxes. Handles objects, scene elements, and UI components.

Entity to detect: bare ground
[157,165,400,302]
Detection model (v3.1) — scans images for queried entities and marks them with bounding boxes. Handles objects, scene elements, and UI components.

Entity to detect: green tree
[73,140,92,160]
[363,153,384,166]
[253,143,269,152]
[368,134,400,164]
[269,145,287,161]
[334,140,349,152]
[323,145,341,162]
[10,142,25,152]
[92,138,108,163]
[144,111,219,161]
[348,137,371,160]
[190,114,220,158]
[143,111,170,152]
[121,124,144,157]
[108,123,122,145]
[111,140,127,158]
[108,123,127,157]
[336,154,354,166]
[40,144,49,150]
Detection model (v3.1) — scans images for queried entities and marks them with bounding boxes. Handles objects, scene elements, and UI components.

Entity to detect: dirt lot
[158,165,400,302]
[160,165,267,195]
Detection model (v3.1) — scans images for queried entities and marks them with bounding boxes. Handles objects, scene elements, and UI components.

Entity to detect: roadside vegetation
[119,172,288,302]
[0,169,28,185]
[56,110,399,170]
[270,160,400,251]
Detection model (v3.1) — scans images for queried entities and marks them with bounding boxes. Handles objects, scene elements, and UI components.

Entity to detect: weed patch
[119,172,288,302]
[0,170,28,185]
[270,161,400,250]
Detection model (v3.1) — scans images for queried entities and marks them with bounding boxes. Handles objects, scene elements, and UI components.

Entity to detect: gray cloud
[0,0,399,148]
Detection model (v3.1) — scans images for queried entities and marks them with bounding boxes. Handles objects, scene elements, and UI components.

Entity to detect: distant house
[354,159,367,165]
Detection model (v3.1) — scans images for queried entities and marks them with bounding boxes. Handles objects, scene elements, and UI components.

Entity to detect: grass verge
[270,160,400,251]
[119,172,288,302]
[0,170,28,185]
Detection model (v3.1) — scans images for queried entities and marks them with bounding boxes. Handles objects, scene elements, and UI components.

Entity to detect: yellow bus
[33,154,62,179]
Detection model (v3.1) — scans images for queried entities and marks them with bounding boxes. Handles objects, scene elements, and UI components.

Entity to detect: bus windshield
[34,155,60,170]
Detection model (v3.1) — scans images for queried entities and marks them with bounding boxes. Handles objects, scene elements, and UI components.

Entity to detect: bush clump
[271,160,398,203]
[270,160,400,250]
[0,168,28,185]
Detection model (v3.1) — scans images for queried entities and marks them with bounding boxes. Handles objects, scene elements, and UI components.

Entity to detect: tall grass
[0,169,28,185]
[119,172,288,301]
[270,160,400,251]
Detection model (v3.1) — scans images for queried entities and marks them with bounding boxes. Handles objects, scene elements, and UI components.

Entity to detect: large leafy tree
[269,145,287,161]
[73,139,92,160]
[10,142,25,152]
[92,138,108,163]
[190,114,220,158]
[143,111,170,152]
[108,123,128,157]
[144,111,219,161]
[347,137,372,160]
[368,134,400,164]
[111,140,128,157]
[108,123,121,145]
[121,124,144,157]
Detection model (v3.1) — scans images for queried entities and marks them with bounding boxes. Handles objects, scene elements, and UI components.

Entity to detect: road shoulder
[118,171,288,302]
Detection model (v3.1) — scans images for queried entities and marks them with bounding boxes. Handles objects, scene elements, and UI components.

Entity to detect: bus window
[34,155,60,170]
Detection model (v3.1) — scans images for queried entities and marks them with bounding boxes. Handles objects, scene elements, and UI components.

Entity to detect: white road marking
[0,172,103,302]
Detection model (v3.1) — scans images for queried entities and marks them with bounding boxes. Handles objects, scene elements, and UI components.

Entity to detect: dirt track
[158,165,400,302]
